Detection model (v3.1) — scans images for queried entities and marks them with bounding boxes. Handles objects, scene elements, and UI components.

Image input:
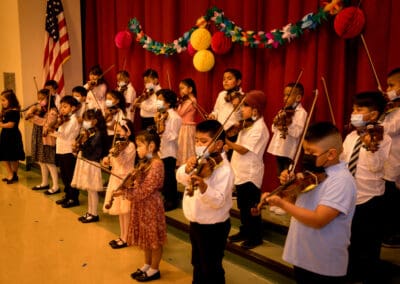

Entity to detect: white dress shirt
[85,83,107,114]
[230,117,269,188]
[211,90,242,131]
[341,130,391,205]
[159,108,182,159]
[118,82,136,121]
[267,103,307,159]
[177,153,234,224]
[140,85,161,118]
[53,113,81,154]
[382,107,400,181]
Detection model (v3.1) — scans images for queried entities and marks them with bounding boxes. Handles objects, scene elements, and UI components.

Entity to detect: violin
[72,127,96,154]
[54,114,71,128]
[105,158,152,209]
[224,88,242,103]
[24,103,43,120]
[272,106,296,139]
[109,137,130,157]
[187,152,223,197]
[385,99,400,114]
[226,118,255,138]
[154,110,168,134]
[357,123,384,153]
[253,170,328,215]
[104,106,119,123]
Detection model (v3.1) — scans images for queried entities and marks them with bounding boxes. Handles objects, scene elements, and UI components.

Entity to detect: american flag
[42,0,70,96]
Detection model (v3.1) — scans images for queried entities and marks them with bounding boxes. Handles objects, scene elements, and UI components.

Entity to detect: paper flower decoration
[193,50,215,72]
[334,7,365,39]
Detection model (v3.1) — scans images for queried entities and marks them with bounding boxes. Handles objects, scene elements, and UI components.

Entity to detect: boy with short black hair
[341,91,391,282]
[176,119,234,284]
[44,79,61,110]
[261,121,357,283]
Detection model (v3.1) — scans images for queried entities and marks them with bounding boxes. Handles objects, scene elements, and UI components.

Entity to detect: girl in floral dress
[123,129,166,282]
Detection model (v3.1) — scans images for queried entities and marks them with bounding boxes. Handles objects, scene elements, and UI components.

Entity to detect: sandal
[111,239,127,249]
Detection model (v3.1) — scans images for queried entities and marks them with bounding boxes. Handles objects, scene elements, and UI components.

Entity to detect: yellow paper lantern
[190,28,211,51]
[193,50,215,72]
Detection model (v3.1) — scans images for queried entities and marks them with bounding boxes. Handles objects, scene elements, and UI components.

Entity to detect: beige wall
[0,0,82,159]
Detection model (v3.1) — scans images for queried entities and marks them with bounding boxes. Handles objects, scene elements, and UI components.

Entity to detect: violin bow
[33,76,39,92]
[360,34,383,93]
[321,76,336,125]
[110,111,121,151]
[288,89,319,173]
[167,71,172,90]
[282,69,304,108]
[76,155,123,180]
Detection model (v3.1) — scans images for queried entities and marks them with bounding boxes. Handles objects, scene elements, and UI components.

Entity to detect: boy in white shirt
[225,90,270,249]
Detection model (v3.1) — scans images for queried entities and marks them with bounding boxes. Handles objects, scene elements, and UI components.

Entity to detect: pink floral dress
[127,158,166,249]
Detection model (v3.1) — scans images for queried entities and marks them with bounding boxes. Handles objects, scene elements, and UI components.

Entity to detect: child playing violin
[225,90,269,250]
[176,119,234,284]
[155,89,182,211]
[136,69,161,130]
[44,80,61,110]
[116,70,136,122]
[49,96,81,207]
[124,129,166,282]
[72,86,88,124]
[104,90,126,152]
[71,109,108,223]
[102,119,136,249]
[341,91,391,283]
[267,82,307,176]
[381,68,400,248]
[84,65,107,114]
[258,122,357,283]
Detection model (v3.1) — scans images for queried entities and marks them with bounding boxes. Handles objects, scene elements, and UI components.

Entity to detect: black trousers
[57,153,79,200]
[347,195,384,283]
[161,157,178,206]
[383,180,400,239]
[275,155,292,176]
[294,266,346,284]
[141,117,155,130]
[190,219,231,284]
[236,182,262,241]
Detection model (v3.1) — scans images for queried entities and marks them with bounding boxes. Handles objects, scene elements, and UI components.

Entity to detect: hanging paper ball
[115,30,133,49]
[334,7,365,39]
[187,42,196,56]
[190,28,212,51]
[211,31,233,55]
[193,50,215,72]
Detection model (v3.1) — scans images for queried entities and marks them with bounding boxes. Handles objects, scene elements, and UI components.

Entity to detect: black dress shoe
[111,240,127,249]
[44,188,60,195]
[131,269,145,279]
[5,178,15,184]
[11,173,18,182]
[2,177,8,182]
[240,239,263,250]
[62,199,80,208]
[32,184,50,190]
[56,197,67,205]
[228,232,247,243]
[81,214,99,223]
[136,271,161,282]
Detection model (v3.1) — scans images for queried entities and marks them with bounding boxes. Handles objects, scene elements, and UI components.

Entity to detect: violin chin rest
[302,184,317,193]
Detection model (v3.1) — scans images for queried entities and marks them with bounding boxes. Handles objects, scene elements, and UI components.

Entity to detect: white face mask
[82,120,92,130]
[386,89,399,101]
[145,152,153,160]
[118,81,127,87]
[195,145,210,158]
[145,82,155,90]
[350,113,367,128]
[105,99,114,108]
[156,99,165,111]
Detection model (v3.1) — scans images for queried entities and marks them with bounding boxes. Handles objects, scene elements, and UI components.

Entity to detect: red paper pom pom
[187,42,196,56]
[334,7,365,39]
[211,31,232,55]
[115,31,133,49]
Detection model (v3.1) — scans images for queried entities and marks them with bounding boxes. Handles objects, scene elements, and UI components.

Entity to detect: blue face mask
[350,114,367,128]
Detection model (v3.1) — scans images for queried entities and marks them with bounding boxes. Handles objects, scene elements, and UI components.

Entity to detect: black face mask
[302,153,325,173]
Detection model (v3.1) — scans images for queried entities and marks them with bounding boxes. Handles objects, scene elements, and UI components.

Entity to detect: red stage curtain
[83,0,400,191]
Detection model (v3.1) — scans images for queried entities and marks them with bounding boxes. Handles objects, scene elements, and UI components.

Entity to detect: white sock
[88,191,99,216]
[38,162,49,185]
[140,264,150,272]
[47,163,59,190]
[146,268,159,276]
